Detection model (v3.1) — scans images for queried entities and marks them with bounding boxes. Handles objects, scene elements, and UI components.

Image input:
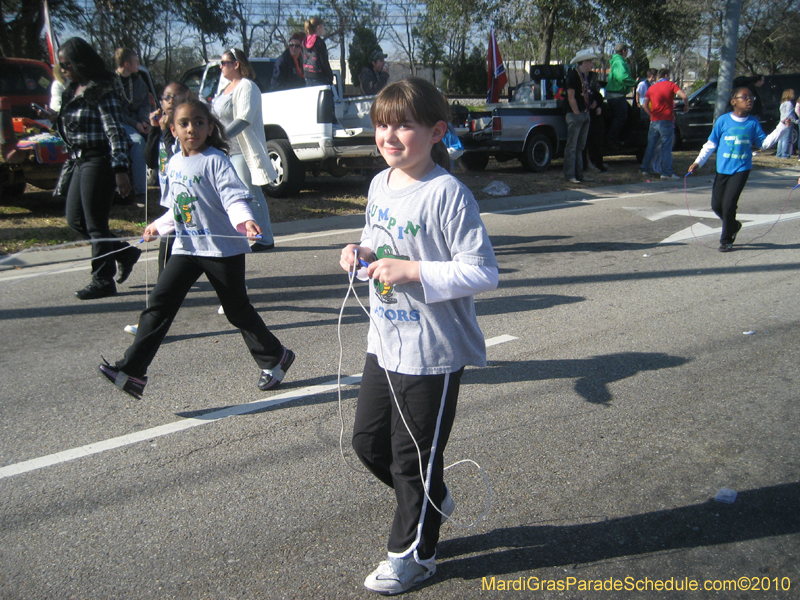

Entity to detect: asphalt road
[1,170,799,599]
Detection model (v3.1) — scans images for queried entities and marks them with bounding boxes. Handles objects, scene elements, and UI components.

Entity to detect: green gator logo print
[173,191,197,226]
[372,243,409,304]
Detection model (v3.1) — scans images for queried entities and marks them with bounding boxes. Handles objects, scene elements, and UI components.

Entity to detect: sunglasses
[161,95,181,102]
[288,44,301,48]
[220,60,236,67]
[734,95,754,100]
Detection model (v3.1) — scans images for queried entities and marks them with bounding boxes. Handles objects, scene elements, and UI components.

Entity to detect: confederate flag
[487,28,508,104]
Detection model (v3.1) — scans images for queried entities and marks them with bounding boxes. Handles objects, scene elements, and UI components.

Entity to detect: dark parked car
[674,74,800,147]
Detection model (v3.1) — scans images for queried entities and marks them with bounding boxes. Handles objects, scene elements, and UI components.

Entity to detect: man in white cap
[564,49,597,184]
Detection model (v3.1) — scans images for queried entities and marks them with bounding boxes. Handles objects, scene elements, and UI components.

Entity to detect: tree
[414,13,446,86]
[348,25,381,83]
[178,0,232,62]
[315,0,381,84]
[0,0,79,59]
[737,0,800,74]
[383,0,425,75]
[445,44,486,94]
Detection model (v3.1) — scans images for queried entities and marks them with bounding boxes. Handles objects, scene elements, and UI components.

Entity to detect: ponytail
[431,140,451,173]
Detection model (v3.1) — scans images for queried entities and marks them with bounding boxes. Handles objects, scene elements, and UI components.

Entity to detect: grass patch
[2,151,795,256]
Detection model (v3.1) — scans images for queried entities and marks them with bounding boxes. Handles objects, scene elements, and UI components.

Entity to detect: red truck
[0,57,62,198]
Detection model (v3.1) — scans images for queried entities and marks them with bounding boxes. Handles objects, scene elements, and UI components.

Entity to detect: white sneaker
[364,555,436,595]
[440,486,455,523]
[124,324,138,336]
[567,177,581,184]
[661,174,681,180]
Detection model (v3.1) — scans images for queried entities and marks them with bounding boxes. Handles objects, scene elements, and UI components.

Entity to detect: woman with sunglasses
[54,37,141,299]
[271,33,306,91]
[212,48,278,252]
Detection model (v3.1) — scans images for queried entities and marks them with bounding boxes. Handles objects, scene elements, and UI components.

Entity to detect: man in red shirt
[640,68,689,179]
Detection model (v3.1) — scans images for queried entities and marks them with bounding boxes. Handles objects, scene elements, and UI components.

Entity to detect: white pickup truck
[181,58,384,197]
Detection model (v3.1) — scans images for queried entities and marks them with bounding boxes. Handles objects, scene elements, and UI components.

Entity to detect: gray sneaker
[364,555,436,595]
[440,486,455,523]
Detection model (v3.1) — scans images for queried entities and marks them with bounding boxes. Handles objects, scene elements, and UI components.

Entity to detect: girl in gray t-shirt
[100,100,295,398]
[339,79,498,595]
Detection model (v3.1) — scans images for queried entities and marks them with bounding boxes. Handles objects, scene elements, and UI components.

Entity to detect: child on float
[688,86,790,252]
[100,99,295,397]
[339,78,498,595]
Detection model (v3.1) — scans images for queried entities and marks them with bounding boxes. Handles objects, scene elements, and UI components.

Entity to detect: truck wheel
[522,133,552,172]
[459,152,489,171]
[1,180,26,199]
[0,164,27,201]
[265,139,304,198]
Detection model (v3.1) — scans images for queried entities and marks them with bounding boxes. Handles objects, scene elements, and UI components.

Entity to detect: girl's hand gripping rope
[242,220,262,240]
[340,244,371,273]
[142,223,160,243]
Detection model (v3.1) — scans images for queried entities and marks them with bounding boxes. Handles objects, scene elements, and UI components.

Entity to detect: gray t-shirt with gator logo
[361,165,498,375]
[165,147,252,257]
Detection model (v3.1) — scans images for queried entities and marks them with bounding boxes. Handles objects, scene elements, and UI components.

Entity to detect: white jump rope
[337,247,492,528]
[2,236,493,526]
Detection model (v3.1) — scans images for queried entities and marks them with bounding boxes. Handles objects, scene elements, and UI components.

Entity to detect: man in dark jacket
[359,51,389,95]
[271,33,306,91]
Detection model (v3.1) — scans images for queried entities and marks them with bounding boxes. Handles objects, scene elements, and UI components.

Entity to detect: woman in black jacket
[56,37,140,300]
[271,33,306,91]
[302,17,333,86]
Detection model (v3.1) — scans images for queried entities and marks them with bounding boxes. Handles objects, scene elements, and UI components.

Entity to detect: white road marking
[653,210,800,243]
[0,335,516,480]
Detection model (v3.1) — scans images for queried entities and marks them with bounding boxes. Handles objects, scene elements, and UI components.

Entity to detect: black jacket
[359,67,389,95]
[271,48,306,91]
[302,36,332,85]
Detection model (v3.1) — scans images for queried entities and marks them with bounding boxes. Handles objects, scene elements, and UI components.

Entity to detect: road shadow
[436,481,800,580]
[465,353,689,404]
[174,374,359,418]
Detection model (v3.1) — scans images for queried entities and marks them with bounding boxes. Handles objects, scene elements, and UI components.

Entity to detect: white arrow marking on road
[625,207,800,244]
[0,334,517,480]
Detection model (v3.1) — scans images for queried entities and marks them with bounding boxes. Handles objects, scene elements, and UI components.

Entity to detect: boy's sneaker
[732,220,742,243]
[440,486,455,523]
[98,358,147,398]
[258,347,295,391]
[124,324,138,336]
[661,174,681,180]
[364,555,436,595]
[718,243,734,253]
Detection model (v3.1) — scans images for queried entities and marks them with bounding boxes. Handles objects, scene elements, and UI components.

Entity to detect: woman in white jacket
[212,48,278,251]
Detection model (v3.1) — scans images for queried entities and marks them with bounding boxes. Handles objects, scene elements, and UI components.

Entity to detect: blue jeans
[123,125,147,196]
[230,153,275,246]
[776,127,792,157]
[641,120,674,176]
